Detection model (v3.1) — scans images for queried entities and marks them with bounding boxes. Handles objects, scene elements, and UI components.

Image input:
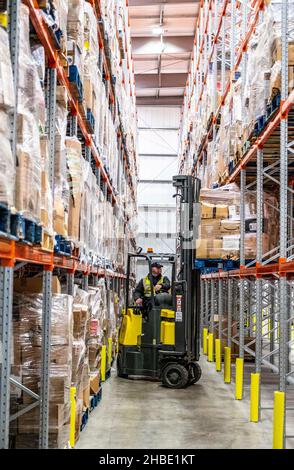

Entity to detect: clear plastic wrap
[12,291,73,448]
[66,137,82,242]
[13,292,73,357]
[0,110,15,206]
[67,0,84,71]
[40,135,53,234]
[54,103,69,236]
[0,27,15,111]
[16,5,45,222]
[196,185,279,260]
[196,185,241,260]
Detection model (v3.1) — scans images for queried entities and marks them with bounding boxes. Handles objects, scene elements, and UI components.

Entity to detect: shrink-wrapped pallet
[66,137,82,242]
[0,27,15,207]
[12,290,73,448]
[15,5,44,222]
[54,102,69,237]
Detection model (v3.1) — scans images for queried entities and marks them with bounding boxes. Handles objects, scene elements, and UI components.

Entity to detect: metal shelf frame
[183,0,294,449]
[0,0,129,449]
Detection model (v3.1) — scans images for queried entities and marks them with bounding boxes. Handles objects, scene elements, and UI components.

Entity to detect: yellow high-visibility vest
[143,275,163,297]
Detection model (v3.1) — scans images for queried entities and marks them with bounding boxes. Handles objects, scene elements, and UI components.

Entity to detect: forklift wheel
[188,362,202,385]
[161,363,189,389]
[116,354,128,379]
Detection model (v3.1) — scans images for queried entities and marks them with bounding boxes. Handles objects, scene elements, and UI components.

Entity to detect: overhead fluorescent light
[152,25,164,36]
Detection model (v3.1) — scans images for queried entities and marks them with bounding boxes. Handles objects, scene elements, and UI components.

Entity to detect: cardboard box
[73,304,89,340]
[18,404,66,434]
[84,78,94,110]
[53,196,68,237]
[68,192,81,241]
[89,370,100,395]
[56,85,68,107]
[220,219,240,235]
[201,202,229,219]
[88,343,100,370]
[15,150,41,221]
[14,276,61,294]
[196,239,223,259]
[66,138,82,241]
[83,383,90,408]
[15,424,70,448]
[200,219,221,238]
[271,40,294,66]
[67,40,83,74]
[50,374,71,405]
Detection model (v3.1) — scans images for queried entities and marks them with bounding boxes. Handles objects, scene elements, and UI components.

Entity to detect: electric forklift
[117,175,202,388]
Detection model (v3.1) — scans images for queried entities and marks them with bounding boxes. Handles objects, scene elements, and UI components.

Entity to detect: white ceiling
[129,0,199,106]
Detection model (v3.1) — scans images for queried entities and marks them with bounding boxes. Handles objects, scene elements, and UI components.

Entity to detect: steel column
[85,145,91,163]
[93,275,99,288]
[255,148,264,379]
[239,169,246,358]
[205,279,209,328]
[218,278,223,343]
[7,0,20,165]
[39,270,52,449]
[221,14,226,95]
[67,273,75,296]
[82,274,89,292]
[210,279,215,333]
[228,278,232,348]
[0,266,13,449]
[200,278,204,336]
[47,68,57,190]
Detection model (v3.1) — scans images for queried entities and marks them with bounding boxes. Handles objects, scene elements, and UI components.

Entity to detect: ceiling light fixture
[152,25,164,36]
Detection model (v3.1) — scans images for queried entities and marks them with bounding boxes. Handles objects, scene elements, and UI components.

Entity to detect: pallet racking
[179,0,294,449]
[0,0,137,449]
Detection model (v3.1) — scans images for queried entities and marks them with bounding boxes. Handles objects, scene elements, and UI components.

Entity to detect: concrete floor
[76,356,284,449]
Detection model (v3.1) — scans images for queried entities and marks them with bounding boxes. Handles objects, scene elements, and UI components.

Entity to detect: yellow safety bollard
[215,339,221,371]
[235,358,244,400]
[69,386,76,448]
[207,333,214,362]
[273,391,285,449]
[224,347,231,383]
[101,344,107,381]
[108,337,113,367]
[250,373,260,422]
[203,328,208,355]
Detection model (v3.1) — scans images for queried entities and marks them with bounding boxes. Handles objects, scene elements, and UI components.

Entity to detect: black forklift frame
[125,252,176,312]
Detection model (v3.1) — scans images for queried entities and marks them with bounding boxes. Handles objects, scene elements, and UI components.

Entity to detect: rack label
[176,296,183,322]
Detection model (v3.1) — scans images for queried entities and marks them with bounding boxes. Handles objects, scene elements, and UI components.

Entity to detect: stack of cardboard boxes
[196,186,279,260]
[0,25,15,207]
[7,1,136,271]
[10,274,120,448]
[11,277,72,449]
[179,2,294,188]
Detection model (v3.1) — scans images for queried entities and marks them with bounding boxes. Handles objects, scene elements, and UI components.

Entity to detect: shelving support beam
[0,266,13,449]
[39,269,52,449]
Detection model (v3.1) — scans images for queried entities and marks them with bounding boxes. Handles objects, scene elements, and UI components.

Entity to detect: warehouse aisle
[76,358,273,449]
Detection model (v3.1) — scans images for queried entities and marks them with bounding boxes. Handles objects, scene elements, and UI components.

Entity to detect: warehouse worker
[134,262,171,306]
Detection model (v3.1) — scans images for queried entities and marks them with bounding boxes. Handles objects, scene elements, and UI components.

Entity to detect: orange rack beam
[0,239,126,278]
[227,89,294,182]
[186,0,263,172]
[24,0,118,205]
[201,262,282,280]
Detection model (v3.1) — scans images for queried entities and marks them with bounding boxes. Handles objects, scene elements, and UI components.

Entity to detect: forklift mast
[172,175,201,362]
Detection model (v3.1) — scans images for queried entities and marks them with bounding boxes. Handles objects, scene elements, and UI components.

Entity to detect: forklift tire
[116,353,128,379]
[161,363,189,389]
[188,362,202,385]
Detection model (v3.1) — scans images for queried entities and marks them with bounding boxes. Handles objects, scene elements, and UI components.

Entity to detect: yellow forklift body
[161,321,175,345]
[119,308,142,346]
